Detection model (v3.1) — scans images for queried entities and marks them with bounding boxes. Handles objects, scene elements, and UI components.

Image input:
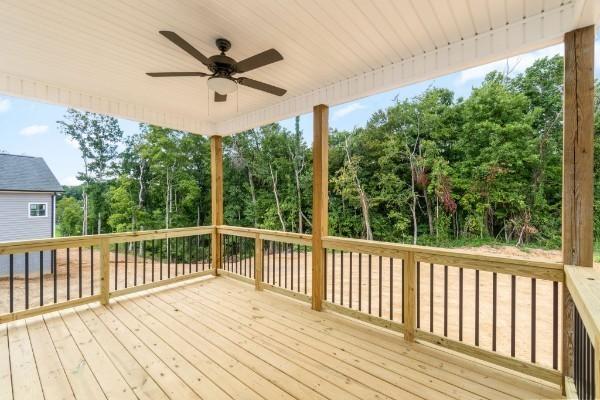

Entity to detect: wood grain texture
[211,135,224,276]
[415,330,561,384]
[0,226,213,254]
[562,24,595,382]
[1,276,562,400]
[255,237,263,290]
[218,225,312,245]
[100,238,110,305]
[564,265,600,399]
[312,104,329,311]
[403,251,417,342]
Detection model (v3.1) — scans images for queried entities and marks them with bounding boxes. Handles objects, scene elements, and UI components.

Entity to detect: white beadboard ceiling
[0,0,598,136]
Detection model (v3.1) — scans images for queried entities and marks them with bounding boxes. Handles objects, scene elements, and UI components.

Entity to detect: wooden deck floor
[0,276,561,400]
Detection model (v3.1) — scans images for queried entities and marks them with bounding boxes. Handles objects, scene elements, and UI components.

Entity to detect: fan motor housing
[216,38,231,52]
[208,54,236,75]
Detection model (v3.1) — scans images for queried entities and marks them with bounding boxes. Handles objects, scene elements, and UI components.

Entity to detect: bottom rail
[323,300,405,334]
[416,330,561,384]
[0,294,101,324]
[109,269,214,299]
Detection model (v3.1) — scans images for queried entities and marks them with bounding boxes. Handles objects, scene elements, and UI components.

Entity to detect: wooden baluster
[403,251,416,342]
[255,236,263,291]
[100,238,110,305]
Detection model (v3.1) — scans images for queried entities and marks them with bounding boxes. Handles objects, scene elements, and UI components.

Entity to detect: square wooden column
[211,135,223,276]
[562,25,595,381]
[312,104,328,311]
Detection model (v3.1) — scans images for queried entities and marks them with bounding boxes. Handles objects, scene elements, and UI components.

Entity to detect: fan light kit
[147,33,286,103]
[207,76,237,94]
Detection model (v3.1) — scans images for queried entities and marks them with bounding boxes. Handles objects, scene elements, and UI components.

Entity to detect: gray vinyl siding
[0,192,53,242]
[0,192,53,276]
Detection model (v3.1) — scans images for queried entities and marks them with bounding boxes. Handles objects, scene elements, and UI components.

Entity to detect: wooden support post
[211,135,224,276]
[255,236,263,291]
[562,25,595,384]
[403,251,416,342]
[99,238,110,305]
[312,104,329,311]
[597,354,600,400]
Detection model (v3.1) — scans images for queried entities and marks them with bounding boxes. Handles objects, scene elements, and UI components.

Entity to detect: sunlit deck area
[1,1,600,398]
[0,276,560,400]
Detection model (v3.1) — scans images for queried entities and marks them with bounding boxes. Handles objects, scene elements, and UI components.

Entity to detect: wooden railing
[217,226,312,302]
[0,226,214,323]
[219,226,564,384]
[0,224,569,384]
[564,266,600,399]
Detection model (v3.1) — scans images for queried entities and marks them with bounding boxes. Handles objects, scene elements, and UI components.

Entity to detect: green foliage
[54,55,597,251]
[56,197,82,237]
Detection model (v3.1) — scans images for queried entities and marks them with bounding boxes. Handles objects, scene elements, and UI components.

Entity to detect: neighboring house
[0,154,63,276]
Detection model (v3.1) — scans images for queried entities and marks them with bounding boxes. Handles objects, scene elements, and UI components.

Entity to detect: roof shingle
[0,154,64,192]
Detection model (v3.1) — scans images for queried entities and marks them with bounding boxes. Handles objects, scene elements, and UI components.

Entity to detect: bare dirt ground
[227,244,562,370]
[0,247,211,315]
[2,243,561,370]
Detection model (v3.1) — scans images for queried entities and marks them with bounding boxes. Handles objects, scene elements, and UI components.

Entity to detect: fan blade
[147,72,209,77]
[236,49,283,73]
[237,77,286,96]
[159,31,212,66]
[214,92,227,102]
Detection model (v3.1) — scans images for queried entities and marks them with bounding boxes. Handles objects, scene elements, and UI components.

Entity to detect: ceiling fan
[147,31,286,102]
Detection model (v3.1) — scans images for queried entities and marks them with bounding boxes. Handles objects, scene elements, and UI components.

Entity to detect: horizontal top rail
[0,226,215,254]
[323,236,564,281]
[0,225,563,281]
[217,225,312,246]
[565,265,600,347]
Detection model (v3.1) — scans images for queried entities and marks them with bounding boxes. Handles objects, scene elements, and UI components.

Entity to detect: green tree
[56,196,83,236]
[57,109,124,234]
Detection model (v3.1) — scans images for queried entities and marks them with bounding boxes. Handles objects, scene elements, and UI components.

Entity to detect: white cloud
[0,98,10,113]
[333,102,367,120]
[19,124,48,136]
[457,43,564,84]
[60,176,81,186]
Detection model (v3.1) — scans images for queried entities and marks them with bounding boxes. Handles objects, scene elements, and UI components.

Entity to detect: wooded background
[54,56,600,250]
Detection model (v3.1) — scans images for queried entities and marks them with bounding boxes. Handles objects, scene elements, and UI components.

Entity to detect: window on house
[29,203,47,217]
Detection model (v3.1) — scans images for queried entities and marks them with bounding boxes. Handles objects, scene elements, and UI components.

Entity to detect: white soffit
[0,0,597,136]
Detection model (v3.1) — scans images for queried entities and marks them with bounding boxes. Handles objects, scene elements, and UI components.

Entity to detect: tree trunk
[269,163,286,232]
[407,151,418,245]
[137,161,146,208]
[82,190,88,236]
[343,137,372,240]
[165,169,171,229]
[294,167,303,234]
[423,188,434,235]
[410,178,418,245]
[247,168,258,227]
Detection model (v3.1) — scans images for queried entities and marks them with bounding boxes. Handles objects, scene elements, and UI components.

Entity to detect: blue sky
[1,38,599,187]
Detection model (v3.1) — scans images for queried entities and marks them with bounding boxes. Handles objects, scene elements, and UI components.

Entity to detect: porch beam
[211,135,224,276]
[312,104,329,311]
[562,24,595,381]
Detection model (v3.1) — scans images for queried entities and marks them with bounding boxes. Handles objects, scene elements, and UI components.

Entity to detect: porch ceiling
[0,0,597,136]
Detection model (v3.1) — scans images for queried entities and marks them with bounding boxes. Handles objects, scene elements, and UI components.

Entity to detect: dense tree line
[56,56,600,249]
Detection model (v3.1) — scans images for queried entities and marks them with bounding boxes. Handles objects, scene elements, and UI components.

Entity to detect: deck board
[26,315,75,400]
[8,320,44,400]
[0,324,13,400]
[2,276,562,400]
[203,278,558,399]
[180,284,480,399]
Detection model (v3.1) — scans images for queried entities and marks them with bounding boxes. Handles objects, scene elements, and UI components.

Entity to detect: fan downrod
[216,38,231,53]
